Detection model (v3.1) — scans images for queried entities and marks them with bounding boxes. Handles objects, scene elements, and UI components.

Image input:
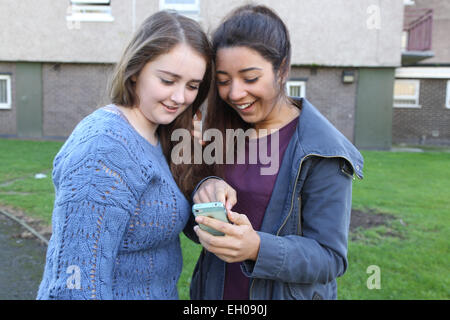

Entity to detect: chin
[239,114,259,124]
[158,115,180,126]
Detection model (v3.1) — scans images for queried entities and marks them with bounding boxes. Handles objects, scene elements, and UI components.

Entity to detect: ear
[131,75,137,83]
[278,58,289,84]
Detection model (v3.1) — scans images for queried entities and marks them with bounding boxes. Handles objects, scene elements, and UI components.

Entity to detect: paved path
[0,214,47,300]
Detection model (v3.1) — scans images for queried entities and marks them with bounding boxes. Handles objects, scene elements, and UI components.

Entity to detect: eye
[216,79,230,86]
[187,84,200,91]
[245,77,259,83]
[160,78,174,85]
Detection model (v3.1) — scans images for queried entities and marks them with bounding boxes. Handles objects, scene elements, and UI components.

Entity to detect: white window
[286,81,306,98]
[159,0,200,20]
[446,80,450,109]
[67,0,114,22]
[0,75,12,110]
[393,79,421,108]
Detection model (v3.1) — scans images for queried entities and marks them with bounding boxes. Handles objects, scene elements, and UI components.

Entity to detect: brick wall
[392,79,450,145]
[289,67,358,142]
[2,64,361,142]
[42,63,114,138]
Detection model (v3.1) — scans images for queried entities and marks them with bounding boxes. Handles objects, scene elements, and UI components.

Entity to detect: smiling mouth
[162,103,180,111]
[234,101,256,110]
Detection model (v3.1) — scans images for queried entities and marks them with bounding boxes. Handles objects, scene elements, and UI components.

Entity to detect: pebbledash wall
[393,79,450,145]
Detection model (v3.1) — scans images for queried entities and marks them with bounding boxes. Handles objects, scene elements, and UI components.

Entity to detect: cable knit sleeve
[39,133,146,300]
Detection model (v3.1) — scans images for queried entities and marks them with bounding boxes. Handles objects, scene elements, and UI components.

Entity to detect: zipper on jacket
[297,196,302,236]
[249,153,360,299]
[277,154,360,236]
[275,156,305,236]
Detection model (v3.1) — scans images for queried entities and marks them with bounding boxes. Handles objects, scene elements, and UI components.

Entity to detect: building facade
[0,0,404,149]
[393,0,450,146]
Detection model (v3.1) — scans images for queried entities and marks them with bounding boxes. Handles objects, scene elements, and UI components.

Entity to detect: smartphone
[192,202,230,236]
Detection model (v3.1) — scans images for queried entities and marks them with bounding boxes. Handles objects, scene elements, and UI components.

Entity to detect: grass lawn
[338,150,450,299]
[0,139,64,222]
[0,138,448,300]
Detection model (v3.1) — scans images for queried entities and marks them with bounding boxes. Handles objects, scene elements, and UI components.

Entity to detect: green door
[354,68,395,150]
[16,63,43,138]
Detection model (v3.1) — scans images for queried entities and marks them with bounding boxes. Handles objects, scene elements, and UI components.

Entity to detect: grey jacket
[185,98,364,300]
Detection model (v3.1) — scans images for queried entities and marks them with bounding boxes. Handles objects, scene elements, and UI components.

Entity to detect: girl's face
[133,43,206,126]
[215,46,282,125]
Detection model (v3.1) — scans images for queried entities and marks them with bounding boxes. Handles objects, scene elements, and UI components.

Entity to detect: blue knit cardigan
[37,106,190,300]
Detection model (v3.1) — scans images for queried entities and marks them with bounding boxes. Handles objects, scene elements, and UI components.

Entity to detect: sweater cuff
[191,176,224,201]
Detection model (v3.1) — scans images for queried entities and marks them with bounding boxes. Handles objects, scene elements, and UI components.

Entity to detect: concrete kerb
[0,208,49,246]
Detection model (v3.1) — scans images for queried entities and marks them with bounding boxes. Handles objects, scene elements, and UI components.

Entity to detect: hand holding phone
[192,202,230,236]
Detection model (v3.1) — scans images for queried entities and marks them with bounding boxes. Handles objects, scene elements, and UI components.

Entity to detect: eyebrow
[216,67,263,75]
[157,69,202,83]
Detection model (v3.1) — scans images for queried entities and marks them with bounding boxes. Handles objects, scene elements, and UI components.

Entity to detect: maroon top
[222,116,299,300]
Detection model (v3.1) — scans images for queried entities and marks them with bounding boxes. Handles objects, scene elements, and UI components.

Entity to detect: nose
[228,80,247,102]
[171,85,186,106]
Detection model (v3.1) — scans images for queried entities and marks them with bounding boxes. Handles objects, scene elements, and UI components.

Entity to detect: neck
[254,96,300,136]
[118,105,159,145]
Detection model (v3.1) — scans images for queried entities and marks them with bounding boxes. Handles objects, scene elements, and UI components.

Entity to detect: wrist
[191,176,223,201]
[249,232,261,261]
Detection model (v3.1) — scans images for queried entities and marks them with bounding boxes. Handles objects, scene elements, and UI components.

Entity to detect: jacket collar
[294,98,364,179]
[259,98,363,235]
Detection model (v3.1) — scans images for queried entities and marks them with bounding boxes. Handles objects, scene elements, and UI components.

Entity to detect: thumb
[228,211,251,226]
[225,187,237,211]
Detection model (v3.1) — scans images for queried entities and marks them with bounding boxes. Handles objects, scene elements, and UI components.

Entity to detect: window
[159,0,200,20]
[67,0,114,22]
[0,75,12,110]
[446,80,450,109]
[286,81,306,98]
[393,79,421,108]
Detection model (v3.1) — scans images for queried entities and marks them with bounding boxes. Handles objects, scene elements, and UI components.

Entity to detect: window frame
[67,0,114,22]
[286,80,306,98]
[0,74,12,110]
[393,79,421,108]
